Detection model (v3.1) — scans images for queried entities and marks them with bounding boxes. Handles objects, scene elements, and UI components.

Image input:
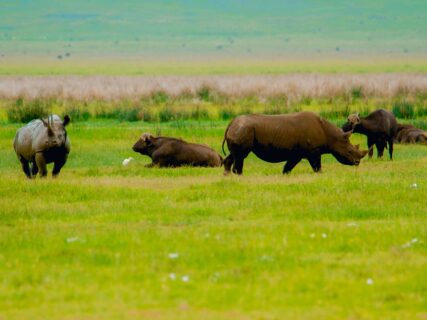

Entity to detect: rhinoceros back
[239,112,328,150]
[14,120,41,160]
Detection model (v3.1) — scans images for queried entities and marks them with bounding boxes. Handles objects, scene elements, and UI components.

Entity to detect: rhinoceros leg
[232,156,245,175]
[31,162,39,176]
[223,154,234,175]
[19,157,31,179]
[283,157,302,174]
[52,153,68,177]
[52,157,67,177]
[35,153,48,177]
[308,155,322,172]
[225,144,250,175]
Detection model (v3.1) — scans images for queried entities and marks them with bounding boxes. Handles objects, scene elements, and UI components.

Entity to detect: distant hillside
[0,0,426,59]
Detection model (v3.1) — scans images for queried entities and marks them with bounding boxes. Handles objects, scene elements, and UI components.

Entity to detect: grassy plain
[1,0,427,318]
[0,119,426,319]
[1,1,426,58]
[2,57,427,75]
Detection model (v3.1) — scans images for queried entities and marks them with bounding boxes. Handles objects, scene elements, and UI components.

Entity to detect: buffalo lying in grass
[14,115,71,178]
[342,109,397,159]
[221,111,368,175]
[395,124,427,144]
[133,133,222,167]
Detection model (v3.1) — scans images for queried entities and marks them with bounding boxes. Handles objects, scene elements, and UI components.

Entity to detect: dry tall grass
[1,74,427,102]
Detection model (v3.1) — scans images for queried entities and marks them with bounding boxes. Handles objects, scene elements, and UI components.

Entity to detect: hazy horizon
[1,0,426,60]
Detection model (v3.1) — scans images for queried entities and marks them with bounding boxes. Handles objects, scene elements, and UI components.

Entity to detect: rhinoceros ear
[63,115,70,126]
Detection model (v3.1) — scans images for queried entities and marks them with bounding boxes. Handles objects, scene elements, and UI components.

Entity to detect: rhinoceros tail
[222,122,232,155]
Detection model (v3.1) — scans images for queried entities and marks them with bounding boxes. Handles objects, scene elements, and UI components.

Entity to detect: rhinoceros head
[41,115,70,148]
[332,131,368,166]
[132,132,155,155]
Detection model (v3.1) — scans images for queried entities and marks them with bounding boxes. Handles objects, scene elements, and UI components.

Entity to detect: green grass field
[2,57,427,75]
[0,120,426,319]
[2,0,427,318]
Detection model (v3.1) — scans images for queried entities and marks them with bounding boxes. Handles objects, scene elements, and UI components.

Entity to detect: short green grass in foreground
[0,120,426,319]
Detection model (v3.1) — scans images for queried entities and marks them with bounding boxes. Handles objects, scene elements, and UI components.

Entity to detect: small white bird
[168,253,179,259]
[122,157,134,166]
[410,183,418,189]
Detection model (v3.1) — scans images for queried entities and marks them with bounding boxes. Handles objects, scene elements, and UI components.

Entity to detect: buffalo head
[342,113,360,132]
[332,131,368,166]
[132,132,155,155]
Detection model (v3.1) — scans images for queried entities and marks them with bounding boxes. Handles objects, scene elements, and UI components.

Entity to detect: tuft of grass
[416,104,427,118]
[219,108,237,120]
[158,107,175,122]
[6,98,50,123]
[319,104,351,120]
[351,86,364,99]
[150,90,170,104]
[393,101,415,119]
[64,104,91,122]
[190,106,211,120]
[197,85,213,102]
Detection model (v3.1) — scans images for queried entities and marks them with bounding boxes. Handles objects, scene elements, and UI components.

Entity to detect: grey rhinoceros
[13,114,71,178]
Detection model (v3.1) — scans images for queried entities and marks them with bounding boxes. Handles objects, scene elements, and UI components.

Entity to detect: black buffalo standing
[342,109,397,159]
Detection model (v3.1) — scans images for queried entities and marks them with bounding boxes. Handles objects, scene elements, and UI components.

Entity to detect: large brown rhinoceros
[132,133,222,167]
[13,115,71,178]
[342,109,397,159]
[221,112,368,175]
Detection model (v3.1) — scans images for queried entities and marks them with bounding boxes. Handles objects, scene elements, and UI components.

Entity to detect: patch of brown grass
[1,74,426,102]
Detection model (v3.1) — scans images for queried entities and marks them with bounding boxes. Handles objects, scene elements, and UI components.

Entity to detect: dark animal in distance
[13,114,71,178]
[133,133,222,167]
[342,109,397,159]
[221,111,368,175]
[395,124,427,144]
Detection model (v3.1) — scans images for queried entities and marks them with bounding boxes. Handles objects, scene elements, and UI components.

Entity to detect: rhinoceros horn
[40,115,54,136]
